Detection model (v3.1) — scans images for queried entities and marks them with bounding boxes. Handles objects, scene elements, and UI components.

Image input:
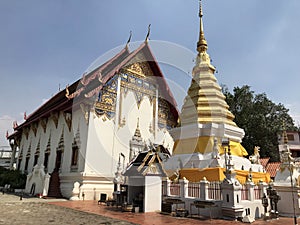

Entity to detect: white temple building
[7,40,178,200]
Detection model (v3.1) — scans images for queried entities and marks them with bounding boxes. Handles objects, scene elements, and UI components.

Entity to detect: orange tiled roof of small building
[260,157,270,168]
[265,162,281,178]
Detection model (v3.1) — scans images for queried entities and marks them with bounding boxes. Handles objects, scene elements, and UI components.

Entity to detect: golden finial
[145,24,151,42]
[197,0,208,54]
[126,30,132,49]
[65,84,70,99]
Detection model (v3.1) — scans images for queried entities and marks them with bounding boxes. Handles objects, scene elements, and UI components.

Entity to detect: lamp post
[283,124,298,225]
[262,193,269,220]
[288,154,298,225]
[272,189,280,219]
[267,183,274,216]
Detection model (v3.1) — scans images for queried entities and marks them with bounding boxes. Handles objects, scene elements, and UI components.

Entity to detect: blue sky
[1,0,300,146]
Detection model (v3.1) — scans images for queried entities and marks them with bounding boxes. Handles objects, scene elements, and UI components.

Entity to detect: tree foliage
[0,166,26,189]
[222,85,297,162]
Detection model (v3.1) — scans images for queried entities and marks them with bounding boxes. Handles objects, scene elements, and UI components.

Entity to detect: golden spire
[179,0,239,128]
[197,0,208,54]
[282,121,288,144]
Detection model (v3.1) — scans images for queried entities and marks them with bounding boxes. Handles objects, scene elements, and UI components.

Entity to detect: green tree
[222,85,297,162]
[0,166,26,189]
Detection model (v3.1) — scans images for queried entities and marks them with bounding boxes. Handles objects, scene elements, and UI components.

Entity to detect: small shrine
[122,147,169,212]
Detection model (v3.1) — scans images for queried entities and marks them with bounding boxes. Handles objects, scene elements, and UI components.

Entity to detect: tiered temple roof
[8,41,178,139]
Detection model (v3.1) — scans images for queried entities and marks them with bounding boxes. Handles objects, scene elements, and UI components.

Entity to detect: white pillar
[246,180,255,201]
[258,180,267,198]
[180,178,189,199]
[43,174,51,196]
[200,177,209,200]
[166,178,171,196]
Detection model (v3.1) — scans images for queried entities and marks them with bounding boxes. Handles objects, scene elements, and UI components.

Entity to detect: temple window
[44,152,50,171]
[24,156,30,172]
[34,139,40,166]
[17,157,22,170]
[287,134,295,141]
[71,146,79,167]
[71,126,80,172]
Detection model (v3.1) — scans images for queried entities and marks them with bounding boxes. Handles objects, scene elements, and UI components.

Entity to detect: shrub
[0,167,26,189]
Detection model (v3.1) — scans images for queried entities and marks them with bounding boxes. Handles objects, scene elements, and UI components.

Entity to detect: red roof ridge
[80,47,129,87]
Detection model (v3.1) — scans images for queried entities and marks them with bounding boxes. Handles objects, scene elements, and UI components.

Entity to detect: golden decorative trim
[80,103,90,124]
[65,85,70,99]
[149,123,153,133]
[119,116,126,128]
[157,98,177,128]
[63,112,72,132]
[102,115,107,122]
[95,101,115,112]
[121,80,155,97]
[123,60,153,78]
[118,88,124,128]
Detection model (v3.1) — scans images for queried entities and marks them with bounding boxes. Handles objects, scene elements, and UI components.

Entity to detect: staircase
[47,170,63,198]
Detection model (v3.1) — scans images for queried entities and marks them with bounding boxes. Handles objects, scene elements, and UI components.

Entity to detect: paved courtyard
[0,193,299,225]
[0,194,135,225]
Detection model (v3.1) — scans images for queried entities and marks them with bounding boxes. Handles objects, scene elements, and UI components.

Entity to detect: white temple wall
[84,111,115,178]
[17,110,88,175]
[59,109,90,198]
[84,90,174,179]
[17,87,175,200]
[275,186,300,217]
[36,125,47,166]
[144,176,162,212]
[74,109,89,173]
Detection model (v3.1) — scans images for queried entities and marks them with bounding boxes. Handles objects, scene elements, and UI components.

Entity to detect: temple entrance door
[55,150,62,172]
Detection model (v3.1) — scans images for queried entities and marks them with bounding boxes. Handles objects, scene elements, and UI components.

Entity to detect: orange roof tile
[260,157,270,168]
[265,162,281,178]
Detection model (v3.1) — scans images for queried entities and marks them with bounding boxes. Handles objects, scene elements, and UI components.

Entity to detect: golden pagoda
[170,1,246,157]
[164,1,270,184]
[180,2,236,127]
